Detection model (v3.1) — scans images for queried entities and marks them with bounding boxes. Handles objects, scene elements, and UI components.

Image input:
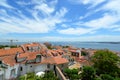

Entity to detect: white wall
[18,63,53,76]
[18,64,27,76]
[26,64,35,73]
[19,64,35,75]
[0,70,4,75]
[5,64,19,79]
[2,63,55,79]
[34,64,47,73]
[0,70,4,80]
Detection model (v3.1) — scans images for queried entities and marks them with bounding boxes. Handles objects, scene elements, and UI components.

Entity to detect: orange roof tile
[49,50,60,56]
[53,56,68,64]
[18,52,41,60]
[0,55,17,66]
[41,56,68,65]
[22,43,40,48]
[0,43,68,66]
[70,50,78,53]
[21,43,41,51]
[41,57,55,64]
[0,47,24,57]
[56,49,65,55]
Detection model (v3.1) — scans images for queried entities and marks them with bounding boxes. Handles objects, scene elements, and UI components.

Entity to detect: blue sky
[0,0,120,42]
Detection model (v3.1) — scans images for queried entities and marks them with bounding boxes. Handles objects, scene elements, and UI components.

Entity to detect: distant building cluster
[0,42,68,80]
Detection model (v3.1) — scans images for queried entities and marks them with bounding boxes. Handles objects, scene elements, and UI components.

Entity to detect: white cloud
[79,11,95,20]
[34,4,55,15]
[69,0,106,8]
[0,0,67,33]
[2,35,120,42]
[78,35,120,42]
[61,24,68,28]
[61,0,120,35]
[100,0,120,13]
[58,13,119,35]
[33,0,58,15]
[0,0,120,37]
[0,0,14,8]
[112,25,120,31]
[82,0,120,30]
[16,1,32,6]
[58,28,94,35]
[83,13,119,28]
[44,35,120,41]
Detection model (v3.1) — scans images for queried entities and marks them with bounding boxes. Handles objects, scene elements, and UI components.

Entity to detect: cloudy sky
[0,0,120,42]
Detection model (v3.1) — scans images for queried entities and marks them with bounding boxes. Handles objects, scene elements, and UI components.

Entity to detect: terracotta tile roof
[0,55,17,66]
[22,43,40,48]
[46,51,53,57]
[41,50,52,57]
[21,43,41,51]
[0,47,24,57]
[41,56,68,65]
[49,50,62,56]
[18,52,41,60]
[0,43,68,67]
[56,49,65,55]
[41,57,55,64]
[43,49,65,57]
[53,56,68,64]
[69,50,78,53]
[23,43,40,47]
[52,46,62,49]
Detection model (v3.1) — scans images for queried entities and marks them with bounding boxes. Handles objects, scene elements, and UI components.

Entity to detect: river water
[0,42,120,52]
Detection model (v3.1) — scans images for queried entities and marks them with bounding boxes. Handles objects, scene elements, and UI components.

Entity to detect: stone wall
[55,66,66,80]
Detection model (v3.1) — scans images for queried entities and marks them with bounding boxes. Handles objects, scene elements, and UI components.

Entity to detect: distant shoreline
[97,42,120,44]
[0,41,120,44]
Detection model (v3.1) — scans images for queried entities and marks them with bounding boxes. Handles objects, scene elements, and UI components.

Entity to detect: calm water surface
[51,42,120,52]
[0,42,120,52]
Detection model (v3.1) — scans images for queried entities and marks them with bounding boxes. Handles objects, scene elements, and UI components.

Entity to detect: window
[20,67,22,71]
[38,46,40,50]
[61,64,64,67]
[36,55,41,62]
[27,47,29,50]
[0,61,2,64]
[11,69,16,77]
[47,64,50,68]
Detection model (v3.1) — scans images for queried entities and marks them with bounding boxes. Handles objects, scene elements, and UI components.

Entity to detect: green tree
[100,74,114,80]
[92,49,120,77]
[81,51,87,56]
[19,71,59,80]
[43,42,52,49]
[64,68,80,80]
[43,71,58,80]
[19,73,36,80]
[80,66,96,80]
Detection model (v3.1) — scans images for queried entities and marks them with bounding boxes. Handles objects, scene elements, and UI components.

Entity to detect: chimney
[15,52,19,62]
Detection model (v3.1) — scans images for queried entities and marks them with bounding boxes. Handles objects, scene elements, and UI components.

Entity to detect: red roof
[0,43,68,66]
[53,56,68,64]
[0,55,17,66]
[41,56,68,65]
[18,52,41,60]
[0,47,24,57]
